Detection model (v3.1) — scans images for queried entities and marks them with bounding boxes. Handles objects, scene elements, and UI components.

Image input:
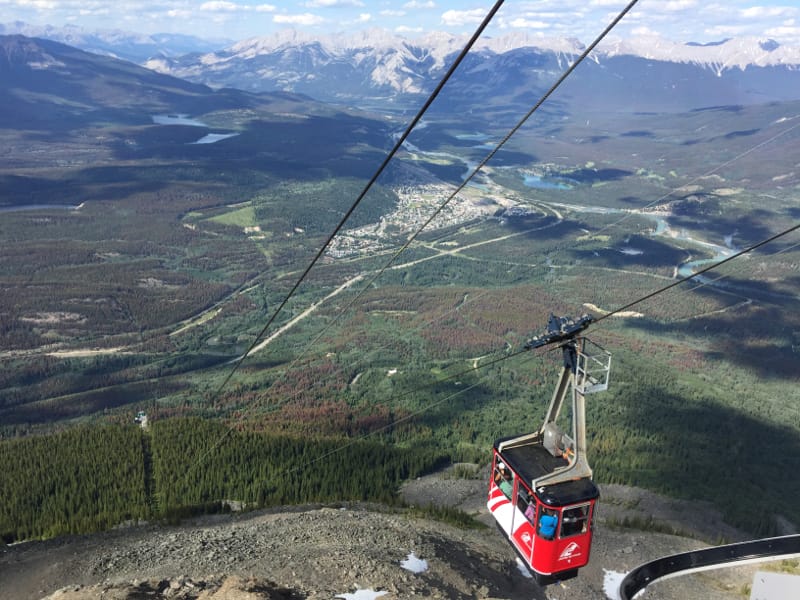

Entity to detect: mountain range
[0,20,227,63]
[3,22,800,117]
[0,33,392,191]
[0,34,257,130]
[148,30,800,112]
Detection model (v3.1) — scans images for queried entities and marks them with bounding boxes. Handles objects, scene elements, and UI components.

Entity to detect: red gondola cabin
[487,315,610,585]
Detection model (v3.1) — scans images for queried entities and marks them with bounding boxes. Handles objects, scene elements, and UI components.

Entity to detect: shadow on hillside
[569,234,689,269]
[721,128,761,140]
[423,535,548,600]
[621,130,655,138]
[0,171,168,207]
[0,379,190,426]
[690,105,745,114]
[667,207,774,244]
[110,113,391,181]
[567,167,632,185]
[626,294,800,378]
[501,216,585,240]
[594,375,800,536]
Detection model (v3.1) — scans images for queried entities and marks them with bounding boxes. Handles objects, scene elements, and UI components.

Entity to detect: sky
[2,0,800,45]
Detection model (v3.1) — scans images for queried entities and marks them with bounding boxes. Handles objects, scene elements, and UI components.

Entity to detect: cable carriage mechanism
[488,314,611,585]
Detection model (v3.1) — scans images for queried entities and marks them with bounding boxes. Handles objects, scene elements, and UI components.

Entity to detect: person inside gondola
[519,488,536,523]
[494,462,513,498]
[524,501,536,523]
[538,508,558,540]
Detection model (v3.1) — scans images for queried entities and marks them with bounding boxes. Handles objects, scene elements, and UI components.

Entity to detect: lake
[523,174,574,190]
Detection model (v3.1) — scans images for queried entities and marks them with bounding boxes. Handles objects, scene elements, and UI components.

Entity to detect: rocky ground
[1,466,793,600]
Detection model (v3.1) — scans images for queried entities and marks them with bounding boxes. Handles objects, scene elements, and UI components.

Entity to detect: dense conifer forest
[0,419,445,543]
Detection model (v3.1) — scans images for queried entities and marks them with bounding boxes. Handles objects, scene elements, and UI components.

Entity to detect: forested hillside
[0,419,445,543]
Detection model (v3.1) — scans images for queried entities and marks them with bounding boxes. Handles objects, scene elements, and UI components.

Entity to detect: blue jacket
[539,513,558,539]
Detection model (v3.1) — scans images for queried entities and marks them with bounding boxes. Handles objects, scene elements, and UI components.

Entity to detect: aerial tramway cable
[209,0,642,416]
[204,0,507,406]
[595,117,800,238]
[234,0,647,418]
[593,221,800,324]
[186,0,798,521]
[203,0,800,437]
[183,0,508,473]
[278,221,800,480]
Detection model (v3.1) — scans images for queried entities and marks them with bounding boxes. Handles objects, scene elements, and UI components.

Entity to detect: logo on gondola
[521,531,532,545]
[558,541,582,561]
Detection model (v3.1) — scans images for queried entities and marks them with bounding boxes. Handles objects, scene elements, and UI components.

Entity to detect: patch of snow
[515,557,533,579]
[28,58,66,69]
[619,247,644,255]
[151,114,207,127]
[772,173,794,182]
[335,590,388,600]
[603,569,626,600]
[401,552,428,574]
[723,233,738,250]
[387,368,397,376]
[191,133,239,144]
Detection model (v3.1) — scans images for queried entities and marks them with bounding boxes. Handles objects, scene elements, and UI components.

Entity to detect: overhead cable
[593,222,800,323]
[181,0,508,474]
[205,0,507,405]
[351,0,642,286]
[282,222,800,477]
[262,0,645,391]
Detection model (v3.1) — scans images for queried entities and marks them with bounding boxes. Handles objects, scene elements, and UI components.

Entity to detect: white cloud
[200,0,240,12]
[305,0,364,7]
[441,8,485,27]
[395,25,423,33]
[664,0,697,11]
[765,24,800,38]
[357,13,371,23]
[741,6,797,19]
[200,1,240,12]
[404,1,435,9]
[507,18,549,30]
[255,4,277,12]
[8,0,58,8]
[274,12,325,26]
[704,23,749,38]
[381,9,406,17]
[167,9,192,19]
[631,25,660,37]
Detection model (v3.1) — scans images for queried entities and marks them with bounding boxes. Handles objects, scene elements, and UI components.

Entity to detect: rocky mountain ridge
[4,21,800,114]
[2,474,788,600]
[137,29,800,113]
[0,20,226,63]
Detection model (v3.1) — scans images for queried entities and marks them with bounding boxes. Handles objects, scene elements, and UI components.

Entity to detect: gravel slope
[0,468,788,600]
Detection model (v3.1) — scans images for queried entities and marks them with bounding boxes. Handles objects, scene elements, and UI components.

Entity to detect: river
[543,201,734,284]
[395,138,734,284]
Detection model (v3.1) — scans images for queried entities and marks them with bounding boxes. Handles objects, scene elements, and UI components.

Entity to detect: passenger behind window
[524,501,536,523]
[561,504,589,537]
[517,488,536,523]
[538,508,558,540]
[494,462,513,498]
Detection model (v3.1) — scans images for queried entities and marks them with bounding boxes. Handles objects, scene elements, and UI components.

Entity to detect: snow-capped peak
[600,33,800,71]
